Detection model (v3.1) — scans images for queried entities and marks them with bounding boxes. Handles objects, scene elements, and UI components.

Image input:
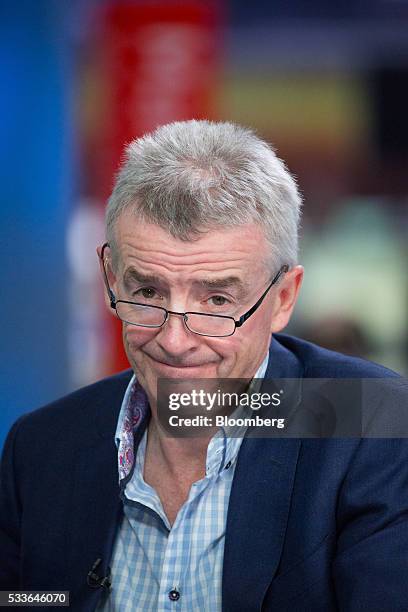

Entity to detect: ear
[96,245,117,311]
[270,265,304,333]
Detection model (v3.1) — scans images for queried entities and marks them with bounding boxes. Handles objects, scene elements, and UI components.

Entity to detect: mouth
[145,354,216,377]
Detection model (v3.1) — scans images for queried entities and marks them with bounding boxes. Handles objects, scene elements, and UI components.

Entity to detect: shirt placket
[156,474,213,611]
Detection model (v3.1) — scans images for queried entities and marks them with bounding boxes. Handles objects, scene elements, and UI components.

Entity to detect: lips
[151,358,205,369]
[145,353,216,376]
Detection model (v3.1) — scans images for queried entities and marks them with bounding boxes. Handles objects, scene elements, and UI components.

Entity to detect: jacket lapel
[222,336,303,612]
[67,437,122,610]
[222,437,301,611]
[66,371,132,610]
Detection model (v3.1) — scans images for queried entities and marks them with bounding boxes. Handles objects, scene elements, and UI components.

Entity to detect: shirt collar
[115,378,150,482]
[115,353,270,483]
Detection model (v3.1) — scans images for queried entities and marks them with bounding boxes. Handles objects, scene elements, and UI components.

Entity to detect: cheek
[206,337,241,369]
[207,335,238,351]
[123,326,153,353]
[228,319,272,363]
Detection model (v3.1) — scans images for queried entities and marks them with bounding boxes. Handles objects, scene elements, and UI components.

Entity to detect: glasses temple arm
[236,265,289,327]
[100,242,117,308]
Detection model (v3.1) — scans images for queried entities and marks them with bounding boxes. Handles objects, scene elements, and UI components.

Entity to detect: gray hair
[106,119,302,270]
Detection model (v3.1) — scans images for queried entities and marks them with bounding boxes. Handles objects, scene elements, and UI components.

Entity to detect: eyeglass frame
[99,242,289,338]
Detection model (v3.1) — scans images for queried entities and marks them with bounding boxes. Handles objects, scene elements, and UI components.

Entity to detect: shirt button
[225,461,232,469]
[168,589,180,601]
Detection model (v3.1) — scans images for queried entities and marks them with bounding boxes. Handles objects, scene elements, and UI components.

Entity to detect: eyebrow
[194,277,248,299]
[122,267,249,298]
[123,267,164,287]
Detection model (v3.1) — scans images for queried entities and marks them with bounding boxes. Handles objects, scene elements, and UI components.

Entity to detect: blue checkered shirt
[98,355,269,612]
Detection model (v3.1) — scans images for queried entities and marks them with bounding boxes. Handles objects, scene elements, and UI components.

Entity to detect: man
[1,120,407,611]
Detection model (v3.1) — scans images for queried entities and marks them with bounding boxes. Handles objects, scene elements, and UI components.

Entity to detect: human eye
[133,287,163,301]
[206,295,232,309]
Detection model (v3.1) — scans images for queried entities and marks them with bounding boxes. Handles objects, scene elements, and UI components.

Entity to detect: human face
[101,212,303,406]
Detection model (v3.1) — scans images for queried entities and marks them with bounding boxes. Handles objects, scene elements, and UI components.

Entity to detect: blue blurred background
[1,0,407,449]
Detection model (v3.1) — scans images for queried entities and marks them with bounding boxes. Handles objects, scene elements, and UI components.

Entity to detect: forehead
[114,212,271,282]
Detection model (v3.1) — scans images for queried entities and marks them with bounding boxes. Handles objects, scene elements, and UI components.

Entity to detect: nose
[155,310,199,357]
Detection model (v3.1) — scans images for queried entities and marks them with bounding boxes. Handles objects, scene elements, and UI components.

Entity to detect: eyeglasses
[100,243,288,338]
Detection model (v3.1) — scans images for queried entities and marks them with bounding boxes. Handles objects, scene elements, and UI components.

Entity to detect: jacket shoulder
[8,369,133,444]
[274,334,400,378]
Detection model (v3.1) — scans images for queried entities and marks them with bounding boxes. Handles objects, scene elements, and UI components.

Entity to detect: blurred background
[1,0,407,448]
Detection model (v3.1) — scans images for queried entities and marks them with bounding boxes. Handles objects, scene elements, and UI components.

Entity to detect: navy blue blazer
[1,334,408,611]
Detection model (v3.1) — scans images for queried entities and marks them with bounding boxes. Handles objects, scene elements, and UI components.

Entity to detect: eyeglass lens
[115,302,235,337]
